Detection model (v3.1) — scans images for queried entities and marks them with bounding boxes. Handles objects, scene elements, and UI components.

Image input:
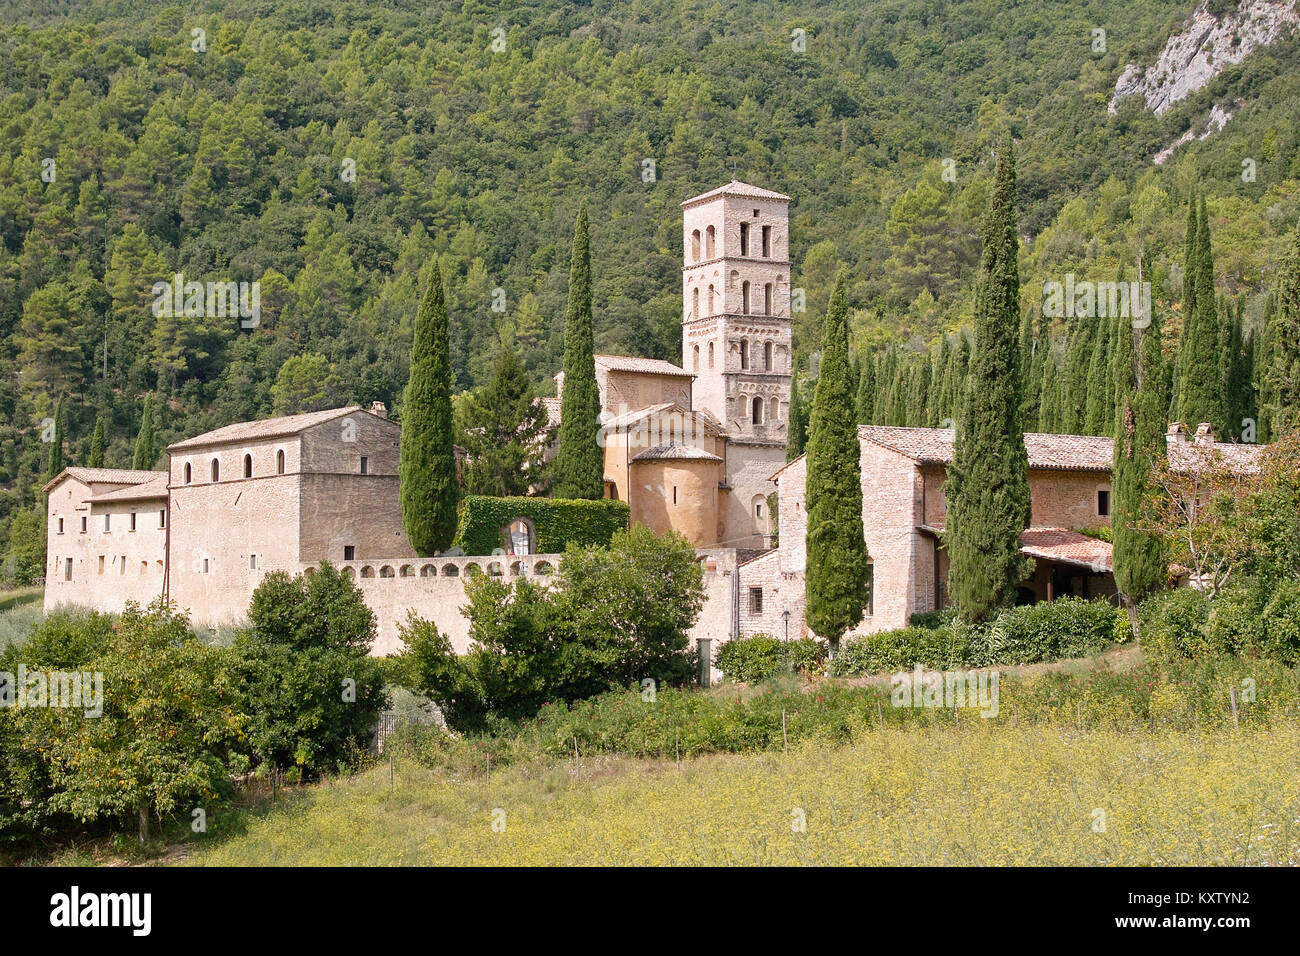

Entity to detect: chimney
[1166,422,1189,446]
[369,401,388,420]
[1194,422,1215,446]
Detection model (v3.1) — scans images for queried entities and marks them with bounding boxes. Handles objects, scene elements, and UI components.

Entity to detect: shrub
[716,635,827,682]
[986,597,1126,665]
[1140,588,1214,661]
[233,562,388,775]
[830,625,972,676]
[453,495,629,555]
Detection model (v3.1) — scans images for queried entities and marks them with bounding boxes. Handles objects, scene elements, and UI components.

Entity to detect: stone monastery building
[42,182,1264,662]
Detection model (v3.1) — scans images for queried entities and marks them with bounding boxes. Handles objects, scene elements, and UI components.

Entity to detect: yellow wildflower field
[185,719,1300,866]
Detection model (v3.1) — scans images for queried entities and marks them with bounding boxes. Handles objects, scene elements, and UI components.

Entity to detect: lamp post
[782,609,790,641]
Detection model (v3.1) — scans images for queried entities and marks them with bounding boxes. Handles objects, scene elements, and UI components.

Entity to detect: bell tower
[681,181,792,447]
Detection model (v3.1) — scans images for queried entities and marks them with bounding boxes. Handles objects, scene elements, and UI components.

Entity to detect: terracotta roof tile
[168,406,377,451]
[923,523,1113,572]
[859,425,1114,472]
[89,475,170,502]
[42,467,167,494]
[681,180,792,206]
[631,442,723,463]
[593,354,692,377]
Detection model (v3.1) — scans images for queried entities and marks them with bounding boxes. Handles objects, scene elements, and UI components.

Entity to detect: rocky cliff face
[1109,0,1298,116]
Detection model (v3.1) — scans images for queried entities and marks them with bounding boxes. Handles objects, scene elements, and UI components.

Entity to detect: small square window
[360,456,369,475]
[344,545,356,561]
[749,587,763,615]
[1098,489,1111,517]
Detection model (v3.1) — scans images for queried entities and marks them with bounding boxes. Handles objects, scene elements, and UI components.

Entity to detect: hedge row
[453,495,630,556]
[715,635,826,682]
[829,597,1128,676]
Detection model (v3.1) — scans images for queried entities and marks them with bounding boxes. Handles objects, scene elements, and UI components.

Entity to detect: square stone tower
[681,181,792,548]
[681,181,793,442]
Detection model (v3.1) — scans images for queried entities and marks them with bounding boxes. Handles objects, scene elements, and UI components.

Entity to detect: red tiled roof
[89,474,170,502]
[681,180,792,207]
[42,467,167,494]
[921,523,1113,572]
[1166,439,1264,475]
[168,406,385,451]
[594,354,692,377]
[631,442,723,463]
[859,426,1113,472]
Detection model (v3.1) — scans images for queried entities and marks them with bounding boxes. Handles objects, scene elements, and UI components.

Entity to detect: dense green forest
[2,0,1300,581]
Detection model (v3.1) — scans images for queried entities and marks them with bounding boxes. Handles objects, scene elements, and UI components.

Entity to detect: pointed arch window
[705,225,715,258]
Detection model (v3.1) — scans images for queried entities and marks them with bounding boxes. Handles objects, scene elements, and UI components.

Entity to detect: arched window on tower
[739,339,749,370]
[770,396,780,422]
[764,283,773,315]
[243,454,253,478]
[691,229,701,261]
[692,287,699,318]
[693,344,700,371]
[211,458,220,482]
[705,225,715,258]
[708,342,714,368]
[276,449,285,474]
[764,341,773,371]
[752,396,763,424]
[707,285,715,314]
[742,281,750,315]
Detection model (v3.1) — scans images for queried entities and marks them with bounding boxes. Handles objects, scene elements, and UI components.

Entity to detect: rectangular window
[64,558,72,581]
[755,503,763,518]
[159,508,167,528]
[672,486,677,504]
[360,456,369,475]
[250,554,258,570]
[739,222,749,256]
[130,511,137,532]
[761,225,771,257]
[344,545,355,561]
[202,558,209,573]
[865,563,875,616]
[80,516,87,533]
[98,555,104,574]
[1098,489,1111,516]
[57,517,64,534]
[120,556,125,575]
[749,587,763,615]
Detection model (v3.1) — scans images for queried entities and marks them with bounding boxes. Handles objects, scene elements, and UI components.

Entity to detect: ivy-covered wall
[453,496,630,555]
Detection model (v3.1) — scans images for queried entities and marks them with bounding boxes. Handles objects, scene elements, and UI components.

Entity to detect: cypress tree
[1269,228,1300,436]
[47,396,65,479]
[1112,302,1169,610]
[1177,196,1225,430]
[400,263,459,555]
[943,133,1032,623]
[787,376,808,460]
[1172,194,1199,419]
[804,271,870,655]
[1257,292,1277,441]
[553,206,603,499]
[131,395,155,470]
[929,337,948,426]
[1084,313,1112,436]
[88,409,105,468]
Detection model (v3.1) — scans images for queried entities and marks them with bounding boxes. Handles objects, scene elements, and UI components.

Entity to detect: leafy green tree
[131,394,156,470]
[554,206,603,500]
[944,133,1031,623]
[1113,307,1169,611]
[457,337,550,496]
[400,264,459,555]
[7,601,245,843]
[234,563,388,775]
[804,271,869,654]
[270,352,336,414]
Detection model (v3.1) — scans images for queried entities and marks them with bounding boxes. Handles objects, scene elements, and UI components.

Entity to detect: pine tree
[131,395,155,470]
[457,336,549,496]
[553,206,603,499]
[1269,228,1300,436]
[88,409,106,468]
[804,271,870,655]
[400,263,459,555]
[1112,303,1169,609]
[46,396,65,479]
[943,133,1032,623]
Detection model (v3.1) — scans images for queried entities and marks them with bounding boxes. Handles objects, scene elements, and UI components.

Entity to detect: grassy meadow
[181,718,1300,866]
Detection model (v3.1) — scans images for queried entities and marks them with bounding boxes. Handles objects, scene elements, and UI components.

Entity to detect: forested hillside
[2,0,1300,580]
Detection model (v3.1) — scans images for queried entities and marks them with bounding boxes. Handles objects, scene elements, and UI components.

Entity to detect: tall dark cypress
[47,396,65,479]
[1112,300,1168,609]
[854,353,875,425]
[400,263,459,555]
[131,395,154,470]
[943,133,1032,623]
[787,376,808,460]
[1177,196,1224,430]
[1268,228,1300,437]
[553,206,603,499]
[1172,194,1199,419]
[805,271,869,655]
[88,408,106,468]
